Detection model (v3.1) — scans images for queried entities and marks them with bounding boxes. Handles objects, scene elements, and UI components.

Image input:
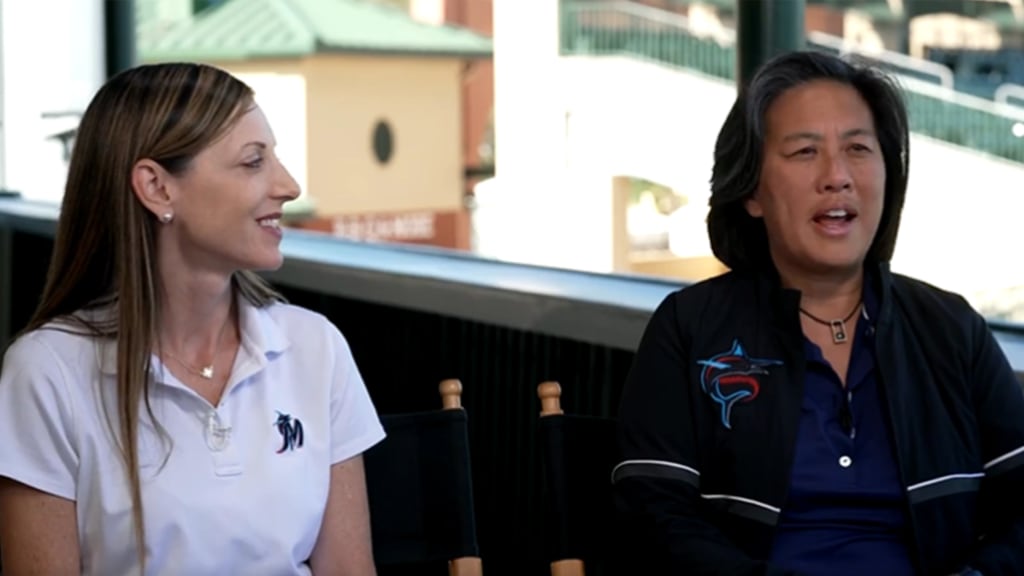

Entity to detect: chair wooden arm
[538,380,587,576]
[440,378,481,575]
[538,381,564,417]
[449,556,483,576]
[551,559,585,576]
[440,378,464,410]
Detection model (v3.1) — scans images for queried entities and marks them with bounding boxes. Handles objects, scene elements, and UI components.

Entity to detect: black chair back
[364,379,481,576]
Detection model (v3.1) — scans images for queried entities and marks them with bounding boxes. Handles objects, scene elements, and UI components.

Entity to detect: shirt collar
[237,297,291,368]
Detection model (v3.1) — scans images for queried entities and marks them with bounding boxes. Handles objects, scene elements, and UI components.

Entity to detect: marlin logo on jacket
[697,339,783,429]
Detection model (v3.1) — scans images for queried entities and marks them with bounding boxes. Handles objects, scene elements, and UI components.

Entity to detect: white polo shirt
[0,299,386,576]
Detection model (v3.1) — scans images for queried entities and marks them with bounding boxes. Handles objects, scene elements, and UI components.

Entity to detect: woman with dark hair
[0,63,384,575]
[613,50,1024,575]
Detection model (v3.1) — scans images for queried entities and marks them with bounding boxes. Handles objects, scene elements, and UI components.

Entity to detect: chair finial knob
[538,381,563,416]
[440,379,463,410]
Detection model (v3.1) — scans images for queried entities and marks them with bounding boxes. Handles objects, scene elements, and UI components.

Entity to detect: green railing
[561,1,1024,164]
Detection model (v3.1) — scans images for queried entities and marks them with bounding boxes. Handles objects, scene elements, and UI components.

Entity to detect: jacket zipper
[770,330,807,544]
[874,333,927,575]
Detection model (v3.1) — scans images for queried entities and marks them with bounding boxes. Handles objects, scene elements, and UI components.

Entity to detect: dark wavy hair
[707,50,910,273]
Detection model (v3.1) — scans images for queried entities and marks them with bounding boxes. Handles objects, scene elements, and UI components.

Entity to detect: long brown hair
[23,63,283,569]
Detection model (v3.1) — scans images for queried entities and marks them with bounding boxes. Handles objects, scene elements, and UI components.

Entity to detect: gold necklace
[162,312,233,380]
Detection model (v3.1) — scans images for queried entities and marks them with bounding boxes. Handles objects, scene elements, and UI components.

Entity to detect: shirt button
[839,455,853,468]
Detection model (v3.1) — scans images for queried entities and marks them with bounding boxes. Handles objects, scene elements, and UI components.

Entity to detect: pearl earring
[161,212,173,223]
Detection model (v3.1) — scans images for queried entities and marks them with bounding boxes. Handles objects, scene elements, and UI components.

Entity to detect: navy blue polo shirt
[769,286,916,575]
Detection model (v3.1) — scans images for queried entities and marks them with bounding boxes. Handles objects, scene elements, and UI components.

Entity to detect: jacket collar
[752,260,894,333]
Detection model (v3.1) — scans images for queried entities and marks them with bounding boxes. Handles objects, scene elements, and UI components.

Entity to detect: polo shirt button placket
[205,410,230,452]
[205,408,243,477]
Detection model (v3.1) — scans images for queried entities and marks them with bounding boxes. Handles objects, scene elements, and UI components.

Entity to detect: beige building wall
[217,59,305,76]
[909,13,1003,58]
[607,176,728,282]
[842,10,890,52]
[304,54,464,216]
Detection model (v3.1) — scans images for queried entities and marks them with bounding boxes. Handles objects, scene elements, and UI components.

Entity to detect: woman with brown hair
[0,63,384,575]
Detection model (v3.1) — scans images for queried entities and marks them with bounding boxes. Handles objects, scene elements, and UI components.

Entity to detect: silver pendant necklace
[799,301,862,344]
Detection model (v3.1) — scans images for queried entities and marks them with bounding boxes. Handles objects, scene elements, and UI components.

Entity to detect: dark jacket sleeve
[964,310,1024,576]
[613,294,795,576]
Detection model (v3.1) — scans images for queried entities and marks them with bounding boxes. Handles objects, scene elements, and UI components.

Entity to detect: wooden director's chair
[364,379,483,576]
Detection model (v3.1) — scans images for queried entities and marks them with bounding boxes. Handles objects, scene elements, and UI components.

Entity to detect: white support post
[0,0,105,201]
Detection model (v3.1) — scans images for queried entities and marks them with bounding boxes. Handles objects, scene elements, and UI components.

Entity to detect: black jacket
[614,263,1024,575]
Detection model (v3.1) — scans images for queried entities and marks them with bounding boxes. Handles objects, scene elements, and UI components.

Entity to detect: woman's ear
[131,159,175,222]
[744,193,764,218]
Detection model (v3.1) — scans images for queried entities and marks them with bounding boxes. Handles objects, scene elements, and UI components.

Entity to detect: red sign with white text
[288,209,470,250]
